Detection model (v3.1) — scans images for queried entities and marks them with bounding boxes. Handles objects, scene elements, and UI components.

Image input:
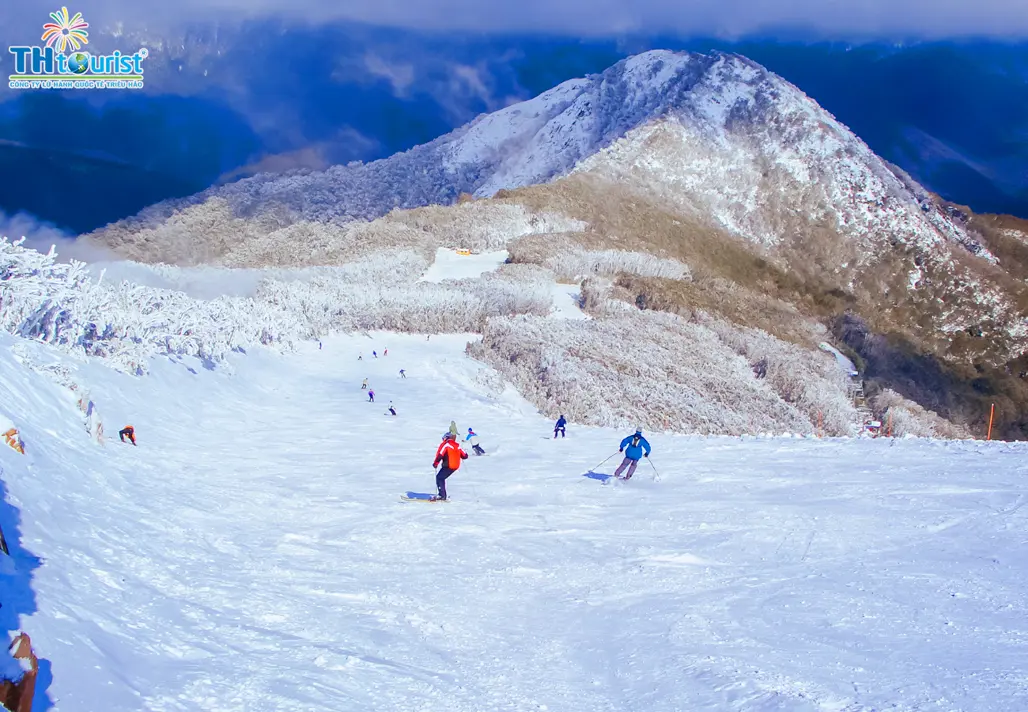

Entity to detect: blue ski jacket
[619,433,651,460]
[555,417,567,429]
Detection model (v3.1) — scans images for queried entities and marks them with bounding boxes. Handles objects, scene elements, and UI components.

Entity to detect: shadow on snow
[0,469,53,710]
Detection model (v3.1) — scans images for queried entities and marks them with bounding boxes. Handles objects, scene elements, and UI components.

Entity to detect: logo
[8,7,148,90]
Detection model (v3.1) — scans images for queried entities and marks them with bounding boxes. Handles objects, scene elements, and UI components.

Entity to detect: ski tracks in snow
[1,333,1027,710]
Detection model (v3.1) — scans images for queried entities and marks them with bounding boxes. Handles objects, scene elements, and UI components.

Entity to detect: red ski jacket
[434,440,468,470]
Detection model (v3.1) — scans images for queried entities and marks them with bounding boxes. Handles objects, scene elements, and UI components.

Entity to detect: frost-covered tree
[468,308,857,436]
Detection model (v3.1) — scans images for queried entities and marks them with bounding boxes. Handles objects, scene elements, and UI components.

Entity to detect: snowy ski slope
[419,249,510,283]
[0,331,1026,710]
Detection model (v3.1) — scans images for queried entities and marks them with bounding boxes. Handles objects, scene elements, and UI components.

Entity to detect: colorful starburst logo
[41,7,89,53]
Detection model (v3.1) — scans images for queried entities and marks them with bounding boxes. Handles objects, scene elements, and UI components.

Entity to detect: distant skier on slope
[399,369,406,379]
[384,348,388,356]
[614,428,651,480]
[373,350,378,358]
[358,352,363,361]
[362,378,368,390]
[554,415,567,439]
[119,425,136,446]
[432,432,468,501]
[466,427,485,455]
[387,402,397,416]
[449,420,459,437]
[368,390,375,403]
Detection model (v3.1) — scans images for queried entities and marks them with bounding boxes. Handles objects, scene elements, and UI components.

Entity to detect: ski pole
[591,452,619,472]
[647,458,661,482]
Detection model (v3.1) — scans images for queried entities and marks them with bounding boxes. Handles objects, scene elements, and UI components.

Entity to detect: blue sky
[6,0,1028,39]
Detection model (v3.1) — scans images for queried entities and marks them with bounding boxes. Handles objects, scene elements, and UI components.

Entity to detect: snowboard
[401,492,448,502]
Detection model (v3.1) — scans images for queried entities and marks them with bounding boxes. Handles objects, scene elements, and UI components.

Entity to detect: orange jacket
[434,440,468,470]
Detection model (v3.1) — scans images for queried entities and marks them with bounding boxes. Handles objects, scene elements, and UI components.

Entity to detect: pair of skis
[400,492,448,503]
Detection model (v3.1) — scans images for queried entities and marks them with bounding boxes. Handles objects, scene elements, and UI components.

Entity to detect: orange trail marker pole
[987,403,995,441]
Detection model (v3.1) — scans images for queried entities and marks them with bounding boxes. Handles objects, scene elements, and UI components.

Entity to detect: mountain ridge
[4,27,1027,230]
[78,48,1028,438]
[86,49,982,260]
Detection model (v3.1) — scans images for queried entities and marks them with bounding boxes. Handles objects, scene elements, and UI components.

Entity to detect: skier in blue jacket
[614,428,651,480]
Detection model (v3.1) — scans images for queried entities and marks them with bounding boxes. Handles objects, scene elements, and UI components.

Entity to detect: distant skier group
[353,342,653,503]
[355,346,404,415]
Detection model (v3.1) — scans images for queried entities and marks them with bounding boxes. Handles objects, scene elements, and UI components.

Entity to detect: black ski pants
[436,466,456,500]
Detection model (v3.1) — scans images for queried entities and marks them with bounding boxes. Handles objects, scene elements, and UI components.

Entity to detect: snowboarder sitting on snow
[119,425,136,446]
[432,433,468,501]
[466,427,485,455]
[368,390,375,402]
[614,428,651,480]
[554,415,567,439]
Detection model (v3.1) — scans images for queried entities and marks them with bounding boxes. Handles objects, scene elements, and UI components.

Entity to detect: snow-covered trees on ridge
[1,230,971,437]
[0,239,296,374]
[0,239,555,374]
[468,308,859,436]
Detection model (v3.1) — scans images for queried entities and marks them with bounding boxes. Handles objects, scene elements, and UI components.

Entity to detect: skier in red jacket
[432,433,468,501]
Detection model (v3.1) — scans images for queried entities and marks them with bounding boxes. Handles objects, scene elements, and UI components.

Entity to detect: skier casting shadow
[614,428,651,480]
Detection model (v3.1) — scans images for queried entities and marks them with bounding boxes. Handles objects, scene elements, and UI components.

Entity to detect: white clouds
[0,211,116,263]
[363,54,416,97]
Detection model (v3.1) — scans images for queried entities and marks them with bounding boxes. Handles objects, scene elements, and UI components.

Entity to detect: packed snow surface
[550,283,589,320]
[419,249,509,283]
[0,332,1027,710]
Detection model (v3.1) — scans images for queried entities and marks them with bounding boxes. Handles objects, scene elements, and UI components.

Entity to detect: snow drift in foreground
[0,330,1025,711]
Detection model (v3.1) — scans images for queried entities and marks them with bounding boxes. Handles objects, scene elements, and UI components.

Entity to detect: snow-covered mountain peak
[88,49,988,271]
